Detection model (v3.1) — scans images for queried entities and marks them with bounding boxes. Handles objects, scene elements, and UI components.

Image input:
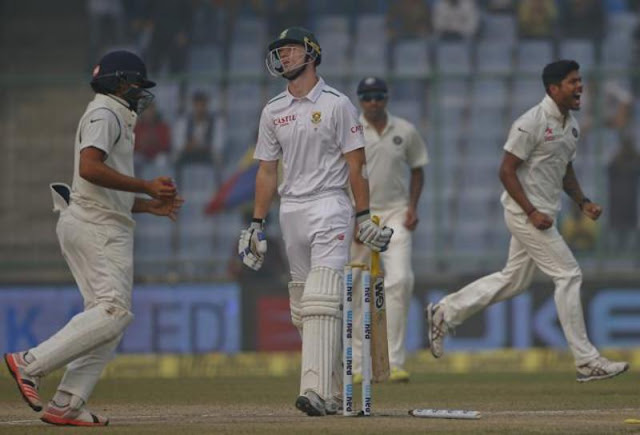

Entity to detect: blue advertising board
[0,284,240,354]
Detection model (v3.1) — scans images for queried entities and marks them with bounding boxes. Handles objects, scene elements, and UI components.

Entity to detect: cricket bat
[370,215,390,382]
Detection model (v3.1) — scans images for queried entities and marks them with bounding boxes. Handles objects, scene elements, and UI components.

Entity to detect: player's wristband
[355,209,370,225]
[251,217,265,229]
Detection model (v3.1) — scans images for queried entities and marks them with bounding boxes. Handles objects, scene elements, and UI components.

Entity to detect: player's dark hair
[542,60,580,93]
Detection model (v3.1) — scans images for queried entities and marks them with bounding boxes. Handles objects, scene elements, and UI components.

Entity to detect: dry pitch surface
[1,373,638,434]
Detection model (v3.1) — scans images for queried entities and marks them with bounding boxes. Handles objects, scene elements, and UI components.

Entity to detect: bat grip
[371,215,381,276]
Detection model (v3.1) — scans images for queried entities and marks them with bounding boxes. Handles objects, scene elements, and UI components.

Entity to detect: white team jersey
[501,95,579,217]
[254,77,364,199]
[70,93,138,227]
[360,112,429,210]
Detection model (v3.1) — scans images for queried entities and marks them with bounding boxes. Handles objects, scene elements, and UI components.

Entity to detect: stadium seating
[516,40,553,74]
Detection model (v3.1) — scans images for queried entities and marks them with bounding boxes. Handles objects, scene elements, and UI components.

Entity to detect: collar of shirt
[282,76,326,106]
[360,111,395,137]
[94,93,137,122]
[540,94,570,125]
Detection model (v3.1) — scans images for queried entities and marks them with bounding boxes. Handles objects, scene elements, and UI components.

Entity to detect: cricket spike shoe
[295,390,327,416]
[576,356,629,382]
[4,352,42,411]
[41,399,109,427]
[389,367,410,383]
[426,303,447,358]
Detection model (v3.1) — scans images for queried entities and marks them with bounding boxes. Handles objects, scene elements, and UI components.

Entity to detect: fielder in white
[426,60,629,382]
[238,27,393,416]
[350,77,428,383]
[4,50,183,426]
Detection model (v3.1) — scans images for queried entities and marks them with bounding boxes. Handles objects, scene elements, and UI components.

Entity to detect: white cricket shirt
[254,77,364,199]
[501,95,579,217]
[70,93,138,227]
[360,112,429,210]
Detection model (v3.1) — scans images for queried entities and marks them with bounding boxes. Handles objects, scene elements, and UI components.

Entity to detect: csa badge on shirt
[311,111,322,124]
[393,135,403,145]
[572,128,578,138]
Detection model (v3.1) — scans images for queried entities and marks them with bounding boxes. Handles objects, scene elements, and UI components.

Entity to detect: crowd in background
[85,0,640,275]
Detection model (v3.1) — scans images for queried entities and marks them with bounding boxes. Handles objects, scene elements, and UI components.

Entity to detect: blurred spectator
[145,1,192,75]
[483,0,516,14]
[433,0,480,40]
[122,0,154,54]
[267,0,309,38]
[517,0,557,39]
[173,91,225,171]
[561,203,598,253]
[607,135,640,253]
[560,0,605,42]
[134,101,171,167]
[387,0,431,42]
[580,79,633,136]
[87,0,125,58]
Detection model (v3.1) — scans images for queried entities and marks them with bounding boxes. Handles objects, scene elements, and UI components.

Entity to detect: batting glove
[238,219,268,271]
[356,211,394,252]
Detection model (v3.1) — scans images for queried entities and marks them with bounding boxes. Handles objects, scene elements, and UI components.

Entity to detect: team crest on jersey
[572,127,578,138]
[393,135,403,145]
[311,111,322,124]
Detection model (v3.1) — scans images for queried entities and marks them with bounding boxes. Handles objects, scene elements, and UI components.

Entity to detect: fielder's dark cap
[357,76,388,95]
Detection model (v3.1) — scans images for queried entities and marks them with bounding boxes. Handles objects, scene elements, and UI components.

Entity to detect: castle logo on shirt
[311,111,322,124]
[350,124,363,134]
[274,114,296,126]
[393,136,403,145]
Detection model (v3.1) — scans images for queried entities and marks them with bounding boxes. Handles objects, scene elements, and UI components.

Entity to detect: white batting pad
[288,281,305,334]
[26,304,133,377]
[300,267,343,401]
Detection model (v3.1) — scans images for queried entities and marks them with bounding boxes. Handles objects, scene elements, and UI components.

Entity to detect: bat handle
[371,215,381,276]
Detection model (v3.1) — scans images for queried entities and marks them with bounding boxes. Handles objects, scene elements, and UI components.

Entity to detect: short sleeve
[503,120,537,161]
[254,107,281,161]
[79,108,121,155]
[406,125,429,168]
[335,97,364,154]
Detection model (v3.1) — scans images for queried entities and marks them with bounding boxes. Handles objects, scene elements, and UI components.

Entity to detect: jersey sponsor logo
[350,124,363,134]
[311,111,321,124]
[393,135,403,145]
[274,114,297,126]
[544,126,557,142]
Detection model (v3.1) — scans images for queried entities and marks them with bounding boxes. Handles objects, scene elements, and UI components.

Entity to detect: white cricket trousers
[280,190,354,282]
[440,209,599,365]
[53,210,133,401]
[350,205,414,371]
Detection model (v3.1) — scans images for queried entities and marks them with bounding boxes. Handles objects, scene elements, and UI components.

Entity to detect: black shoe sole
[295,396,325,416]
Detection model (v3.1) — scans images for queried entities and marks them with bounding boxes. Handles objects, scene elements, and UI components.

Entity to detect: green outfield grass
[1,371,638,434]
